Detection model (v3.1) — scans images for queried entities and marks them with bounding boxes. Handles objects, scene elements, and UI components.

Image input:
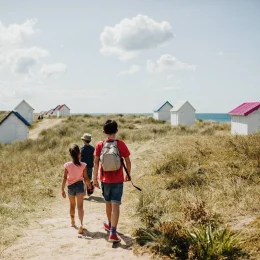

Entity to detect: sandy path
[29,119,63,140]
[1,143,151,260]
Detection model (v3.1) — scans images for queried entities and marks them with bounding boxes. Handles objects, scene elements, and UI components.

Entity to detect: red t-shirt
[94,139,130,183]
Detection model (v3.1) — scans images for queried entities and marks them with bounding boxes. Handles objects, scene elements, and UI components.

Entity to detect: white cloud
[117,65,140,77]
[217,51,223,56]
[0,19,67,109]
[8,47,49,73]
[39,63,67,77]
[100,14,174,60]
[147,54,196,73]
[0,19,37,46]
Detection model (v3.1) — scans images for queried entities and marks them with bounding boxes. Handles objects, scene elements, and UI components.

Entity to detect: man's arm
[93,156,100,188]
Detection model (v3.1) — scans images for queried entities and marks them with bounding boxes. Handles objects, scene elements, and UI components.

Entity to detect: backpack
[100,140,121,171]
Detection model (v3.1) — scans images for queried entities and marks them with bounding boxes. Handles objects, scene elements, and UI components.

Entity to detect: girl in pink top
[61,144,91,234]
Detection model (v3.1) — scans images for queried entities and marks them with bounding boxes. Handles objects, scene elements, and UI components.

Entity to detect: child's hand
[87,182,92,190]
[62,190,66,198]
[125,175,131,182]
[93,179,100,189]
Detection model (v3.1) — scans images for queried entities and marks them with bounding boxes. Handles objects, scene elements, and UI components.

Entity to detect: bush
[134,221,190,259]
[187,224,242,259]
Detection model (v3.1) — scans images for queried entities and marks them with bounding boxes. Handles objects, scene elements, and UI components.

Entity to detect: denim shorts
[68,181,85,196]
[87,167,93,180]
[101,182,123,204]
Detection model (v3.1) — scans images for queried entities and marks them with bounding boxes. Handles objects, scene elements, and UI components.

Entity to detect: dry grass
[132,124,260,259]
[1,114,259,258]
[0,114,172,251]
[0,111,9,121]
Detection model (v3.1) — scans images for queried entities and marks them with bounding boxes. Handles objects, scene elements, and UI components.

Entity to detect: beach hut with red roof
[228,102,260,135]
[57,104,70,117]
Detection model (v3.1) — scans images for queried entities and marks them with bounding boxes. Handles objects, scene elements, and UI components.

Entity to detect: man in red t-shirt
[93,119,131,243]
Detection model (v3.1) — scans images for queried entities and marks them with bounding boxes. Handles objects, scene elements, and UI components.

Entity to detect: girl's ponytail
[69,144,81,166]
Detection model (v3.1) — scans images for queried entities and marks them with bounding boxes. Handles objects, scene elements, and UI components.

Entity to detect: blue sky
[0,0,259,113]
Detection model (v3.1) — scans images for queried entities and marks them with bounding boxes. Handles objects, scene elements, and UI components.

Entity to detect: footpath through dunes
[29,118,64,140]
[1,140,151,260]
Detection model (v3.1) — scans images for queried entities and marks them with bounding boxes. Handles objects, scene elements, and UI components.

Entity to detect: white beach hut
[14,100,34,124]
[0,111,30,144]
[228,102,260,135]
[171,101,196,126]
[57,104,70,117]
[45,109,53,117]
[51,105,60,117]
[153,101,173,121]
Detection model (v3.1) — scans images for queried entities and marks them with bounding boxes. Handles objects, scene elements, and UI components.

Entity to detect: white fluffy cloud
[147,54,196,73]
[0,19,37,46]
[100,14,173,60]
[8,47,50,73]
[0,19,66,77]
[39,63,67,77]
[117,65,140,77]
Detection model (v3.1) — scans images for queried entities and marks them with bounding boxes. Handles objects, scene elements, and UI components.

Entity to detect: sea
[76,113,231,123]
[195,113,231,123]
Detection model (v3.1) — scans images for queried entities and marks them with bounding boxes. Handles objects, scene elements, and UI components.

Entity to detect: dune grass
[132,125,260,259]
[1,115,259,258]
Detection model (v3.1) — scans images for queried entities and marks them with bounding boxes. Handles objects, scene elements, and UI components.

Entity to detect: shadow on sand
[78,229,135,250]
[84,196,105,203]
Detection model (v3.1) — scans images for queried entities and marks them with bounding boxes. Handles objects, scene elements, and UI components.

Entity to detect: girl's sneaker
[108,233,121,243]
[103,222,110,232]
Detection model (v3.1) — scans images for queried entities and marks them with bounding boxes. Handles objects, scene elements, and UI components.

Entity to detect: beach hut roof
[50,105,60,114]
[58,104,70,110]
[14,100,34,110]
[0,111,30,126]
[53,105,60,111]
[153,101,173,112]
[228,102,260,116]
[170,101,196,112]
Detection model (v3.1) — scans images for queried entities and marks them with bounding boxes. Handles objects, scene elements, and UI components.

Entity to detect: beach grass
[1,114,259,258]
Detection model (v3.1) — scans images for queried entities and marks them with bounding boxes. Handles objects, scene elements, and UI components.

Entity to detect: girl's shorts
[68,181,84,196]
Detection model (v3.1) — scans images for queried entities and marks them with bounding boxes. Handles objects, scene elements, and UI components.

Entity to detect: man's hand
[93,179,100,189]
[62,190,66,198]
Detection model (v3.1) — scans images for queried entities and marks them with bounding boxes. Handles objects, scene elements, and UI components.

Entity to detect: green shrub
[187,224,243,259]
[134,221,190,259]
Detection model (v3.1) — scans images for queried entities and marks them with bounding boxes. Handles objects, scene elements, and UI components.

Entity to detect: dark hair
[103,120,118,134]
[69,144,81,166]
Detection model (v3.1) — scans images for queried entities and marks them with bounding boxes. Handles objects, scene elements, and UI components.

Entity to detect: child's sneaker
[103,222,110,232]
[108,233,121,243]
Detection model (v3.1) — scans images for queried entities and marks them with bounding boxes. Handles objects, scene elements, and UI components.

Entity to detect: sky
[0,0,260,113]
